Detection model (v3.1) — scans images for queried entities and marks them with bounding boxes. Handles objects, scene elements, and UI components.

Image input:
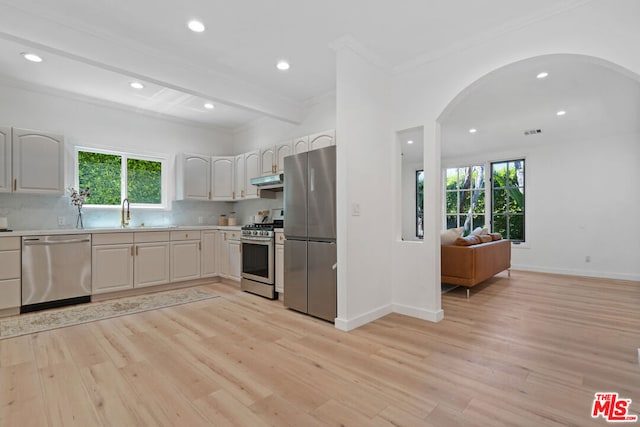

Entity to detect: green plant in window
[127,158,162,204]
[78,152,121,205]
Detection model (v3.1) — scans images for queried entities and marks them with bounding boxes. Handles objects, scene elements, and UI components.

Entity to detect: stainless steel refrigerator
[284,145,336,322]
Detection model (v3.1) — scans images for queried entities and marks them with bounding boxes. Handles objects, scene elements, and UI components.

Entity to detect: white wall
[0,81,234,229]
[389,0,640,321]
[334,44,394,330]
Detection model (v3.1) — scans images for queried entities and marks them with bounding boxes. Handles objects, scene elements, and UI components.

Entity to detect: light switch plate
[351,203,360,216]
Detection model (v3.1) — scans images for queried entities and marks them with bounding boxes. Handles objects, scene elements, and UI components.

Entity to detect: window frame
[444,165,486,233]
[490,158,525,243]
[416,169,424,239]
[74,146,169,210]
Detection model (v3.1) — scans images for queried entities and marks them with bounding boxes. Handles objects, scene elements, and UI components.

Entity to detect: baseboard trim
[334,304,393,331]
[393,303,444,323]
[511,265,640,282]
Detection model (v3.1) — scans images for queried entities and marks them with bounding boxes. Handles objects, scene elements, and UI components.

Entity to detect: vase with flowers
[68,187,90,229]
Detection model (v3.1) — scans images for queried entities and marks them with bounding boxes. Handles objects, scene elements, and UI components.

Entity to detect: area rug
[0,288,218,340]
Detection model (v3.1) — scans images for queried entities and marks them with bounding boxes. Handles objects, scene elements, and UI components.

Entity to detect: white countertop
[0,225,243,237]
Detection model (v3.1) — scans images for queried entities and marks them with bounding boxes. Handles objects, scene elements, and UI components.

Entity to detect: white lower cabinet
[170,230,201,282]
[201,230,218,278]
[91,233,135,294]
[0,237,21,311]
[275,231,284,295]
[134,242,171,288]
[218,230,241,281]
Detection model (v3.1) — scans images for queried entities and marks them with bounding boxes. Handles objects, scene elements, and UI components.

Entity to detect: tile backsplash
[0,192,283,230]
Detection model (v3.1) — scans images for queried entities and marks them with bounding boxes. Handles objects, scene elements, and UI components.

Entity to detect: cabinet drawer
[0,237,20,251]
[170,230,201,241]
[275,232,285,244]
[92,233,134,245]
[134,231,170,243]
[0,250,20,280]
[0,278,21,310]
[224,230,240,241]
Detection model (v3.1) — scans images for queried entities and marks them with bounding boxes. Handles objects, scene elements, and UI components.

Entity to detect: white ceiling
[440,54,640,159]
[0,0,592,129]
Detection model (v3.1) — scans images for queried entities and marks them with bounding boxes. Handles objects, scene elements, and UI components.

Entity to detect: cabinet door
[211,156,234,200]
[228,240,242,281]
[134,242,170,288]
[275,243,284,294]
[309,130,335,151]
[201,231,218,278]
[12,128,64,194]
[92,244,134,294]
[171,240,201,282]
[234,154,245,199]
[260,146,276,176]
[0,126,10,193]
[293,136,309,154]
[275,141,293,173]
[218,232,230,277]
[244,150,260,199]
[0,279,20,310]
[178,154,210,200]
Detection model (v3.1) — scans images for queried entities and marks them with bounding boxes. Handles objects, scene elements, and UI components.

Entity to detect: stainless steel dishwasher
[21,234,92,312]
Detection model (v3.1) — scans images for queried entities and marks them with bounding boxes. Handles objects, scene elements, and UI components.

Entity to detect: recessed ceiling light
[556,110,566,116]
[21,52,43,63]
[276,60,290,71]
[204,103,214,110]
[407,140,414,144]
[188,20,205,33]
[130,82,144,90]
[536,72,549,79]
[469,128,477,133]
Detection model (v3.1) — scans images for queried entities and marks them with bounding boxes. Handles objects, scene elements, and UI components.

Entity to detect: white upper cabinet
[176,153,211,200]
[0,127,10,193]
[234,154,245,200]
[260,145,276,176]
[309,129,335,151]
[293,136,309,154]
[11,128,64,195]
[261,141,292,175]
[275,141,293,173]
[244,150,260,199]
[211,156,235,201]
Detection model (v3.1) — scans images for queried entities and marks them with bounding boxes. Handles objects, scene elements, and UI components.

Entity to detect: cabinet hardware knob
[131,246,134,256]
[241,190,244,197]
[199,241,202,250]
[135,246,139,256]
[208,191,211,200]
[13,179,17,192]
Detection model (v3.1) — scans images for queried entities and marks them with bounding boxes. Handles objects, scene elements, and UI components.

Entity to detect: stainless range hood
[250,173,284,190]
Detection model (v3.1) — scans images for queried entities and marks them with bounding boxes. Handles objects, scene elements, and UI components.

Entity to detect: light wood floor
[1,271,639,426]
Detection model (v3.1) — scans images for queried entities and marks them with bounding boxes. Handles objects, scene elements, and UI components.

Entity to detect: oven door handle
[241,238,273,244]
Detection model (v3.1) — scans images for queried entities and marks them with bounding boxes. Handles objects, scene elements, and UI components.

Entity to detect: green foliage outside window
[127,158,161,204]
[77,150,163,206]
[445,166,485,233]
[78,151,121,205]
[491,160,525,241]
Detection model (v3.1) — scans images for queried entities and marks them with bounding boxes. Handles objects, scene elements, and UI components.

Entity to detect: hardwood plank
[0,271,637,426]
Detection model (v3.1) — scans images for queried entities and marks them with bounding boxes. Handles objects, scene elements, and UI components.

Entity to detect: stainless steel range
[240,209,283,299]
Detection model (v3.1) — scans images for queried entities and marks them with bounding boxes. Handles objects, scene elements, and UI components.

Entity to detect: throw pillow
[479,235,492,243]
[489,232,503,241]
[455,235,481,246]
[440,227,464,245]
[471,226,489,236]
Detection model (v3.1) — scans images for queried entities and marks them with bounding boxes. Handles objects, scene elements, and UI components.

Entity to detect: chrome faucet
[121,198,130,228]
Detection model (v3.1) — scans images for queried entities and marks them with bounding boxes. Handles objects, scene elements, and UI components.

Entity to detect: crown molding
[393,0,595,74]
[329,34,391,72]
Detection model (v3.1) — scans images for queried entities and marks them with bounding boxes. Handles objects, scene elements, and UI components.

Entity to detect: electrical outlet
[57,216,64,226]
[585,255,591,263]
[198,216,203,224]
[351,203,360,216]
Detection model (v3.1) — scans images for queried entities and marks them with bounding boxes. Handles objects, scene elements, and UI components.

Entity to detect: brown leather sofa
[441,239,511,298]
